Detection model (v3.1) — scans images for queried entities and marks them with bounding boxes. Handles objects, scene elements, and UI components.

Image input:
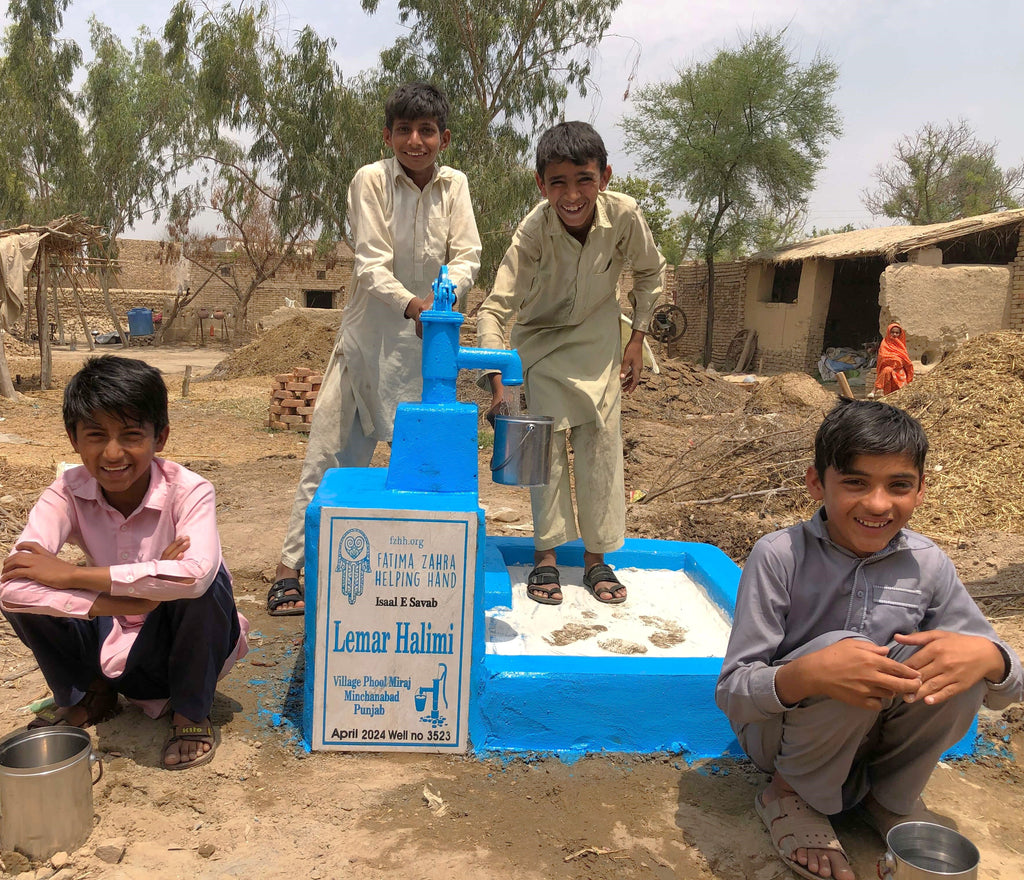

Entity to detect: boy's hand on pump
[404,296,430,338]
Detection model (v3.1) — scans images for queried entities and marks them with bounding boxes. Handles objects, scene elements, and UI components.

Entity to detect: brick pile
[267,367,322,432]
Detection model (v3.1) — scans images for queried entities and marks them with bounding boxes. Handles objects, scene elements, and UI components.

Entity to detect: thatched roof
[752,208,1024,265]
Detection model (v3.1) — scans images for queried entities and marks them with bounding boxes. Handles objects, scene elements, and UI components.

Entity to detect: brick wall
[1011,230,1024,331]
[669,260,748,366]
[42,238,354,340]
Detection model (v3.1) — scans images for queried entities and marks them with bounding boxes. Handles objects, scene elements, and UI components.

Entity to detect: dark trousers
[3,566,241,722]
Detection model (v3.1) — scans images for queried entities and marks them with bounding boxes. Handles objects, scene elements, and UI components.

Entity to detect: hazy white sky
[7,0,1024,238]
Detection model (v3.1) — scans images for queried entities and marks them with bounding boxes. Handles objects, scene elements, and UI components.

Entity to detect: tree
[862,119,1024,224]
[0,0,84,223]
[163,1,351,326]
[614,174,685,264]
[78,19,196,244]
[623,29,841,365]
[361,0,621,283]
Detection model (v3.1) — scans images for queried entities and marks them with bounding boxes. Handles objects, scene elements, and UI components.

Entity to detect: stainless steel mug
[879,821,979,880]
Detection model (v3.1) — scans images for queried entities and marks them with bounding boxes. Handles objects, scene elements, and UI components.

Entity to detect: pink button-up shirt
[2,458,249,692]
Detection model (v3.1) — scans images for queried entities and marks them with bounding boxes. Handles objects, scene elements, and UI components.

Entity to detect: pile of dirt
[745,372,837,416]
[0,332,36,357]
[207,315,340,380]
[891,330,1024,537]
[623,357,749,419]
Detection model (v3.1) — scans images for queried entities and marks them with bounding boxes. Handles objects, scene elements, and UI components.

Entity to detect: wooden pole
[36,249,52,390]
[70,280,95,350]
[181,365,192,398]
[100,267,128,347]
[51,265,64,345]
[836,371,854,400]
[0,333,19,399]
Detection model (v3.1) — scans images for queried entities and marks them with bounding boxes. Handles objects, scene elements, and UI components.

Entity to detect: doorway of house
[822,257,886,350]
[304,290,335,309]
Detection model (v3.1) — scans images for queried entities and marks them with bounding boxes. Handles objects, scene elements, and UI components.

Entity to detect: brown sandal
[162,722,218,770]
[28,681,120,729]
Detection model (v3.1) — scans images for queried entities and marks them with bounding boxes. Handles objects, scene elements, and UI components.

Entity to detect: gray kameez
[716,510,1023,814]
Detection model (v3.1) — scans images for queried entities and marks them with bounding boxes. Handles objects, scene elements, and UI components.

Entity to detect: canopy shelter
[0,215,120,398]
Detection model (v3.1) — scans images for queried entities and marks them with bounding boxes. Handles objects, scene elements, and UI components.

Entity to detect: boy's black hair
[814,399,928,479]
[535,121,608,179]
[384,82,449,132]
[63,356,169,436]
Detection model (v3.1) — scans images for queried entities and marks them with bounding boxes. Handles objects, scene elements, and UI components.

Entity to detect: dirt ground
[0,328,1023,880]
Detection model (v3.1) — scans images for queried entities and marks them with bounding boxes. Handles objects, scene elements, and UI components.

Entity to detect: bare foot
[270,563,304,613]
[760,774,855,880]
[162,712,216,769]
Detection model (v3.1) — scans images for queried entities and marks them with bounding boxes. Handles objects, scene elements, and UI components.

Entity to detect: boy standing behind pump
[269,81,481,616]
[477,121,665,607]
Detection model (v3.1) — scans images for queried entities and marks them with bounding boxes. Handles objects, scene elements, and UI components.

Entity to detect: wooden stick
[676,486,803,506]
[181,365,192,398]
[836,371,854,399]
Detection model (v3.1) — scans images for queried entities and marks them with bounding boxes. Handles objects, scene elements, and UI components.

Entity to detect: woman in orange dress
[873,322,914,396]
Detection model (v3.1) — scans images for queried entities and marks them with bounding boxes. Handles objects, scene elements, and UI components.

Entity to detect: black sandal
[267,578,305,616]
[583,563,627,604]
[527,565,563,605]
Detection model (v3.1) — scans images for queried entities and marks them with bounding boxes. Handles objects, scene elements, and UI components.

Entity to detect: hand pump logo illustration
[415,663,448,728]
[334,528,371,605]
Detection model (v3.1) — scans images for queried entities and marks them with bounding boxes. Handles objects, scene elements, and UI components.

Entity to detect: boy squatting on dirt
[476,121,665,607]
[0,356,249,770]
[268,80,481,616]
[715,399,1023,880]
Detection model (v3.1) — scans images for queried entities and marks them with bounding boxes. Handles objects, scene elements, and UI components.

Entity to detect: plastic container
[126,307,154,337]
[491,415,553,486]
[0,726,102,859]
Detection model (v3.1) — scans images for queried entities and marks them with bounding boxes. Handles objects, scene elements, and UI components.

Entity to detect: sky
[6,0,1024,239]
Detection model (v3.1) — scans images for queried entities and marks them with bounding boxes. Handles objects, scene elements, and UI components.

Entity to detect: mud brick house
[672,209,1024,372]
[59,238,355,340]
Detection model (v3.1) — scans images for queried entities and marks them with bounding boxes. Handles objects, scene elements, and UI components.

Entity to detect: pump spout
[456,346,523,387]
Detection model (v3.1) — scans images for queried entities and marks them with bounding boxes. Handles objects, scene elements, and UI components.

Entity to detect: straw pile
[891,330,1024,538]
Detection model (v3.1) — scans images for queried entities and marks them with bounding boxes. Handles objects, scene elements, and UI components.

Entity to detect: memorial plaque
[310,508,476,751]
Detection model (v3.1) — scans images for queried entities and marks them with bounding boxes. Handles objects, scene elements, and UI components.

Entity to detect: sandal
[526,565,562,605]
[267,577,304,616]
[162,722,218,771]
[28,680,120,729]
[583,563,626,604]
[755,789,850,880]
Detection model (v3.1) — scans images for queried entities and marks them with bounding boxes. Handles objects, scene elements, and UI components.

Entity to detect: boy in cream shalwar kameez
[269,83,481,615]
[478,122,664,605]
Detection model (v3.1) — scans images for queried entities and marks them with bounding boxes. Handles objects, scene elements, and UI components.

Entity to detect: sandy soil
[0,338,1022,880]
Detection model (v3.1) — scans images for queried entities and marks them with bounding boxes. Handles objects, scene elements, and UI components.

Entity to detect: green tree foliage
[77,19,195,243]
[163,0,353,325]
[862,119,1024,224]
[361,0,621,284]
[614,174,685,264]
[0,0,83,223]
[622,29,841,365]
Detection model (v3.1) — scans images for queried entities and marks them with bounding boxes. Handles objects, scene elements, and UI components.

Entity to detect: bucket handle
[490,423,536,473]
[877,852,895,879]
[91,750,103,786]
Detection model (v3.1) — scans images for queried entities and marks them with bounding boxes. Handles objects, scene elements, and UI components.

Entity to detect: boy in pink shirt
[1,356,248,770]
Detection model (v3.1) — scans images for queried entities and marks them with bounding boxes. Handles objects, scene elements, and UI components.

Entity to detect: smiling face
[69,409,168,517]
[383,116,450,189]
[536,158,612,240]
[806,453,925,557]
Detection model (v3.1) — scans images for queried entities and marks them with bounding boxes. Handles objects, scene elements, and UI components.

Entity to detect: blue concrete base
[469,535,979,762]
[470,536,743,759]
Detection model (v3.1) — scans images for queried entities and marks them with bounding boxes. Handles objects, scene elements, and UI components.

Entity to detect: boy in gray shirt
[716,399,1022,880]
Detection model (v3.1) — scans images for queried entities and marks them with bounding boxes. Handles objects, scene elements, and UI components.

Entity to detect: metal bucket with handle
[0,726,103,859]
[490,415,553,486]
